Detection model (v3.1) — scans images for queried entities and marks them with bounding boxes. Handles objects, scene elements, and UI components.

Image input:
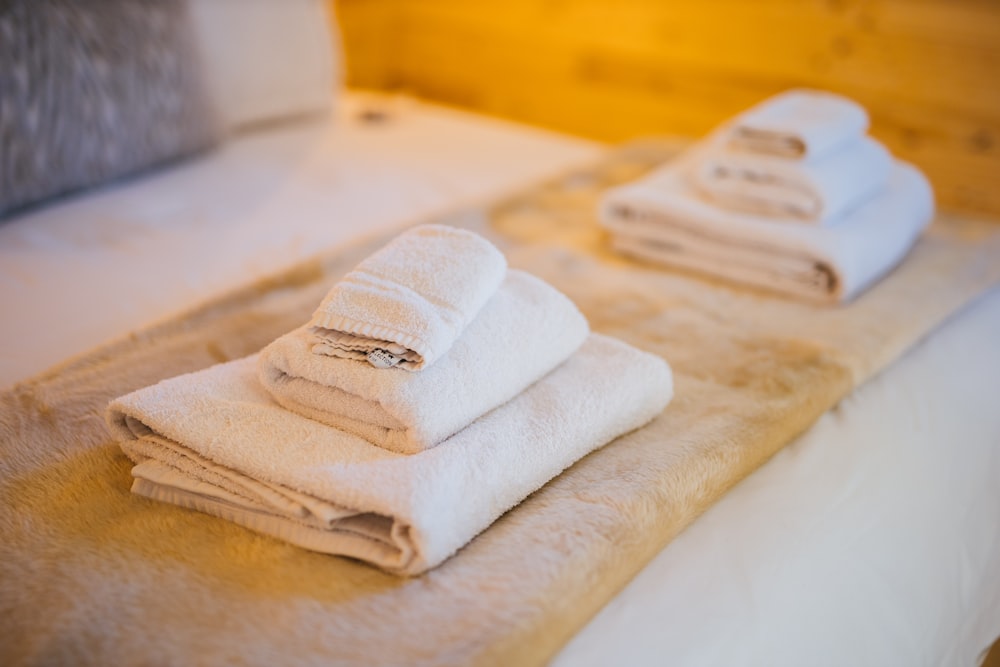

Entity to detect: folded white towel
[260,270,590,454]
[692,136,893,223]
[309,224,507,371]
[726,89,869,160]
[599,158,934,302]
[106,335,674,576]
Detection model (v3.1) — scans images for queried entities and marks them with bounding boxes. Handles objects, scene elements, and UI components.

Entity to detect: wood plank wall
[333,0,1000,218]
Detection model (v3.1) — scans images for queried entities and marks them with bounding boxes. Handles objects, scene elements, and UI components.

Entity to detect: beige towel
[727,89,869,160]
[106,334,674,576]
[309,224,507,371]
[260,270,590,454]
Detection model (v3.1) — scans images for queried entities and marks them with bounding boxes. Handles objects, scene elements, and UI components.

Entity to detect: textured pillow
[0,0,220,218]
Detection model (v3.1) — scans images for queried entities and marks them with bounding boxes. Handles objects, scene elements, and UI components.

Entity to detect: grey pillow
[0,0,220,218]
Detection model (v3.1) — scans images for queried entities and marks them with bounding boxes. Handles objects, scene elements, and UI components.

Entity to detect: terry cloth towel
[106,334,674,576]
[309,224,507,371]
[692,135,893,223]
[599,158,934,303]
[727,89,869,160]
[260,270,590,454]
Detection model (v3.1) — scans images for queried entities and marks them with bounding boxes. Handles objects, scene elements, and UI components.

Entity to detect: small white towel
[309,224,507,371]
[692,136,893,223]
[106,335,674,576]
[726,89,869,160]
[599,158,934,303]
[260,270,590,454]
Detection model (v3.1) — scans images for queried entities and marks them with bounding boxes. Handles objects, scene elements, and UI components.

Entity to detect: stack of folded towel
[599,89,935,302]
[106,224,674,576]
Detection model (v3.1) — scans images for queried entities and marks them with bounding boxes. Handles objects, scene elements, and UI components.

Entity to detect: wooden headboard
[333,0,1000,219]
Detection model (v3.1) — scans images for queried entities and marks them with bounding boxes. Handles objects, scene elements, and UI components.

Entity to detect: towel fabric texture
[106,335,674,576]
[600,157,934,302]
[692,135,893,223]
[260,270,590,454]
[726,89,869,160]
[602,89,932,302]
[309,224,507,371]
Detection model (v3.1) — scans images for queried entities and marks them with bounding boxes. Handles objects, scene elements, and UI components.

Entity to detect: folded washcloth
[692,135,893,223]
[308,224,507,371]
[599,157,934,302]
[726,89,869,160]
[260,270,590,454]
[106,334,674,576]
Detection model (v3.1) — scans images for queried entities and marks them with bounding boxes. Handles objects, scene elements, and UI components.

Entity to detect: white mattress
[1,93,997,666]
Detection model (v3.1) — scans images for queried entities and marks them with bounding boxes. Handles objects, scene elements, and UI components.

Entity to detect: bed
[2,3,999,666]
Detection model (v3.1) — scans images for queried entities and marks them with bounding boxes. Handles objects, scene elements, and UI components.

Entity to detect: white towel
[692,136,893,223]
[599,158,934,303]
[726,89,869,160]
[260,270,590,454]
[309,224,507,371]
[106,335,674,576]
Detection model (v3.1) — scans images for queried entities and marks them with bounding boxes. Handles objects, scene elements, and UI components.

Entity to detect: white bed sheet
[1,94,997,666]
[0,92,601,388]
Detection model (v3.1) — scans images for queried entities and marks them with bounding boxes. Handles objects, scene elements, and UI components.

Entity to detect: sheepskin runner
[2,140,1000,666]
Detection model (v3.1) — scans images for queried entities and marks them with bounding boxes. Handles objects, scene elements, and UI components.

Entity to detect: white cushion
[188,0,340,132]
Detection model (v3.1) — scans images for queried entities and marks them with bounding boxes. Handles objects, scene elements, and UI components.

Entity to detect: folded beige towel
[106,334,674,576]
[600,158,934,302]
[727,89,869,160]
[309,224,507,371]
[693,136,892,223]
[260,270,590,454]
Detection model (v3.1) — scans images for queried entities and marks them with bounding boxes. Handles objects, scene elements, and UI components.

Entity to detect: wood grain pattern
[334,0,1000,217]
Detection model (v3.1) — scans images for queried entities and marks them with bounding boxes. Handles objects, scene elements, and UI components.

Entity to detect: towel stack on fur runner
[4,141,1000,667]
[599,90,934,302]
[106,224,674,575]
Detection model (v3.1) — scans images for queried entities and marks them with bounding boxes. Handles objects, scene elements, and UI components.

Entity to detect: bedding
[723,89,870,160]
[599,150,934,303]
[692,134,893,223]
[3,113,997,664]
[187,0,339,132]
[4,2,999,662]
[108,333,671,576]
[0,0,219,217]
[557,284,1000,667]
[0,92,601,388]
[306,223,510,372]
[259,270,590,455]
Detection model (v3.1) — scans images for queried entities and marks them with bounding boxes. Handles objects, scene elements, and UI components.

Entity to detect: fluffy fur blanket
[2,141,999,666]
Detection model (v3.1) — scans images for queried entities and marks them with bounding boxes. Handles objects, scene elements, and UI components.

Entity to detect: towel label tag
[367,348,402,369]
